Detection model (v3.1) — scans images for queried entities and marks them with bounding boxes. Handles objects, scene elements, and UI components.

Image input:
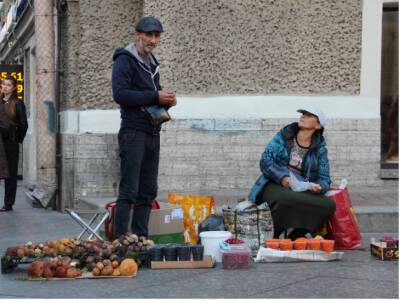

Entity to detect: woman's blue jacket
[248,122,331,203]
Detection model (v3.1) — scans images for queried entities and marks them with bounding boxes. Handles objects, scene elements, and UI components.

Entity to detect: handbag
[222,202,274,255]
[141,105,171,125]
[324,187,362,249]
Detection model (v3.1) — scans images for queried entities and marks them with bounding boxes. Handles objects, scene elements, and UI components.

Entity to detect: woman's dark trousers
[3,140,19,210]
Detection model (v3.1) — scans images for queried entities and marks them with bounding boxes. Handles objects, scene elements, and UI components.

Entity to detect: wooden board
[151,255,215,269]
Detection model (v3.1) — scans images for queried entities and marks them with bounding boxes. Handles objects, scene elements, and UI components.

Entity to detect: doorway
[380,3,399,178]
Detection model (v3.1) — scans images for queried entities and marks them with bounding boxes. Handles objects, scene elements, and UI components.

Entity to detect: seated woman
[249,107,336,240]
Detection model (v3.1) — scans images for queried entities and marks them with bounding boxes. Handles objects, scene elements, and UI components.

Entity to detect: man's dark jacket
[112,43,162,134]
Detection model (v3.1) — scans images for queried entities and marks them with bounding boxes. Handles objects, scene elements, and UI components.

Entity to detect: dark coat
[112,43,162,134]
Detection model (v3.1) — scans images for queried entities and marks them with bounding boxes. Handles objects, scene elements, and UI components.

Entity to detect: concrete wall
[144,0,362,95]
[60,0,143,110]
[61,0,362,110]
[57,0,386,209]
[61,118,381,208]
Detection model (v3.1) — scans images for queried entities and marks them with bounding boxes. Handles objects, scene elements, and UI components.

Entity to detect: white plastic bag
[289,172,312,192]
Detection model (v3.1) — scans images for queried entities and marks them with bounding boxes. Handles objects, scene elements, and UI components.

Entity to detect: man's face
[135,31,161,55]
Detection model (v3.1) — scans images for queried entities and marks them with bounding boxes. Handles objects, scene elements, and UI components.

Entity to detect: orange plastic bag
[168,193,216,244]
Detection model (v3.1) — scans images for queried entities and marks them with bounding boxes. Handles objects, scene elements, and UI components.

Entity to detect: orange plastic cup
[279,239,293,251]
[265,239,280,250]
[321,239,335,253]
[308,238,321,251]
[293,238,308,250]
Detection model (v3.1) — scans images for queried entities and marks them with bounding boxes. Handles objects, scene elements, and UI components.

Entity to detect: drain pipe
[54,0,64,210]
[33,0,57,207]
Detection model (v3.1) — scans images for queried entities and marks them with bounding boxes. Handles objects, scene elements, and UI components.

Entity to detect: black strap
[256,208,261,248]
[234,210,238,239]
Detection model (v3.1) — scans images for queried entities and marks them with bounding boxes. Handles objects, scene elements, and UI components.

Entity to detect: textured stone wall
[62,0,362,109]
[60,0,143,110]
[144,0,362,95]
[61,118,381,208]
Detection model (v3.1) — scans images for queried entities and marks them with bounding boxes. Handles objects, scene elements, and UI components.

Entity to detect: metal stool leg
[77,214,100,240]
[87,211,110,240]
[65,208,103,240]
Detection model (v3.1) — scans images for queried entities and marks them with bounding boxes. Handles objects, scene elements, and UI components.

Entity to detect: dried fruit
[17,248,25,258]
[5,247,19,257]
[101,265,114,276]
[66,267,80,278]
[95,262,104,270]
[111,260,119,268]
[92,267,100,276]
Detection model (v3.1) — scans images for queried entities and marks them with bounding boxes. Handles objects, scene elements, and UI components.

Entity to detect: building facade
[0,0,397,210]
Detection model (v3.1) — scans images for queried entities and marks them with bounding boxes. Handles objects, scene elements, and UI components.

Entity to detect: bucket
[199,231,232,262]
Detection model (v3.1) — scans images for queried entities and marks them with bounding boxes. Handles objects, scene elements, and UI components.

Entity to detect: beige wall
[145,0,362,96]
[61,0,362,109]
[60,0,143,110]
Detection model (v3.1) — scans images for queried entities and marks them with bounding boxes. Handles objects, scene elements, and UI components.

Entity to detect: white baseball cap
[297,107,327,127]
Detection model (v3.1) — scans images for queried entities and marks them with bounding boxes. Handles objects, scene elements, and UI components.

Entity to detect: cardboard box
[370,238,399,261]
[151,255,215,269]
[99,201,184,243]
[148,202,184,244]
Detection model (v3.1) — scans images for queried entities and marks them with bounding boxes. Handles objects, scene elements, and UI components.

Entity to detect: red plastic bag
[104,199,160,241]
[325,187,362,249]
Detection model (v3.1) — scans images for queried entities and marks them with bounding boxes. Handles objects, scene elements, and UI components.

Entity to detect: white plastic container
[199,231,232,262]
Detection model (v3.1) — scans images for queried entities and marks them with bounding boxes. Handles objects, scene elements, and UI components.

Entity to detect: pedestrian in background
[0,76,28,212]
[249,107,336,239]
[112,16,176,237]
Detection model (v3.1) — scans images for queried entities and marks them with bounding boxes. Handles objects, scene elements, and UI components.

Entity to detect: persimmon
[308,238,321,250]
[321,239,335,253]
[293,238,308,250]
[279,239,293,251]
[265,239,280,250]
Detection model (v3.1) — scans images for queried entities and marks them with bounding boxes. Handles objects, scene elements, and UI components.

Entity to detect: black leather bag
[141,105,171,125]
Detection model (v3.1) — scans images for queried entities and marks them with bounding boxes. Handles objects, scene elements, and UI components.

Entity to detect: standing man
[112,16,176,238]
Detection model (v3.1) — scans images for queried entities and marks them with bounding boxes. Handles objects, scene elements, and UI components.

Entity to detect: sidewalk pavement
[0,183,398,299]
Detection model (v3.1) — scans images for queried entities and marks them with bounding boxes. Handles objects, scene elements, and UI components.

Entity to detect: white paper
[289,172,312,192]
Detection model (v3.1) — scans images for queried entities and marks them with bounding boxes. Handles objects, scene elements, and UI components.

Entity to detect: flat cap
[136,16,164,33]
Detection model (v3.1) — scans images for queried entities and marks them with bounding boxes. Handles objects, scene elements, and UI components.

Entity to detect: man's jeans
[115,128,160,238]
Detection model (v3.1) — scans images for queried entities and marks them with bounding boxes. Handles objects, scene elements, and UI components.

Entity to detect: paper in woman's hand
[289,172,312,192]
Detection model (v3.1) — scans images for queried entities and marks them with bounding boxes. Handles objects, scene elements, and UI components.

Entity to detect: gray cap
[297,107,327,127]
[135,16,164,33]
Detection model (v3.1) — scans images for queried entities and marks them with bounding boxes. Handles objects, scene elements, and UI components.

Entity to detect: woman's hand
[309,183,322,193]
[281,176,290,188]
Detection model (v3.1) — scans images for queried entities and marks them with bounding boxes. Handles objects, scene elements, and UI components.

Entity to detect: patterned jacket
[249,122,331,203]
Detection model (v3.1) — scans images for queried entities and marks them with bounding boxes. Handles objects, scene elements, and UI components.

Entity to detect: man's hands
[159,90,177,107]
